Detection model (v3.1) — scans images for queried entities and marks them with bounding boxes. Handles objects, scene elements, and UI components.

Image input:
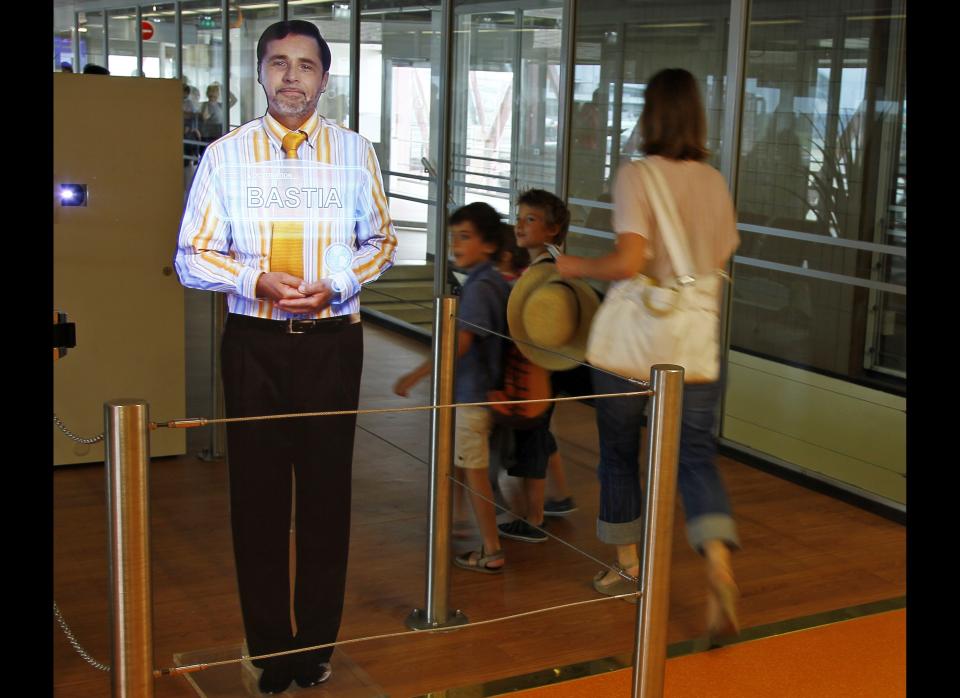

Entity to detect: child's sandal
[453,546,505,574]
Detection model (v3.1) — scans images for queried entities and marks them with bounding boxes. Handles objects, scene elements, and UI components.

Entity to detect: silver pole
[104,12,110,70]
[136,6,143,76]
[557,0,577,202]
[199,292,227,462]
[509,9,522,201]
[73,11,81,73]
[717,0,751,436]
[631,365,684,698]
[432,0,455,297]
[175,2,182,81]
[349,0,360,132]
[407,297,468,630]
[105,400,154,698]
[221,0,229,136]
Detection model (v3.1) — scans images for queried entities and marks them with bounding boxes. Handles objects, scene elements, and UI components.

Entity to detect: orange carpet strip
[507,609,905,698]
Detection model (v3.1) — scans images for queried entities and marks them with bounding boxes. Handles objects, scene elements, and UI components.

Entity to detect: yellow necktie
[271,131,308,279]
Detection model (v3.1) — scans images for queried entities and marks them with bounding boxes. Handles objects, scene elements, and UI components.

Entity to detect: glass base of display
[173,642,385,697]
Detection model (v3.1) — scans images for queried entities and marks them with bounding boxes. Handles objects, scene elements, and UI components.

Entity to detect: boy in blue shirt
[394,202,511,572]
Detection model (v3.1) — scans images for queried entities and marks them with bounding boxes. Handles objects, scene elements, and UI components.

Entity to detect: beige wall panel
[723,416,905,504]
[723,351,906,504]
[54,74,185,465]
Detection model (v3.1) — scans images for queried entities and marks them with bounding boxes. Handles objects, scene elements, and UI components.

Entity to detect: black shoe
[544,497,578,517]
[294,661,332,688]
[258,663,293,694]
[498,518,547,543]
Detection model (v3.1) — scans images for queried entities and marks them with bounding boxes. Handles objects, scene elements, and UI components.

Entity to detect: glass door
[451,0,566,218]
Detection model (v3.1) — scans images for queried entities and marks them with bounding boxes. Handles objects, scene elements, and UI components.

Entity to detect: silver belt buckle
[286,318,307,334]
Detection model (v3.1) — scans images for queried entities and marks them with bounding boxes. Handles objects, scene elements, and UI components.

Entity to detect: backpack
[486,259,555,430]
[487,341,553,429]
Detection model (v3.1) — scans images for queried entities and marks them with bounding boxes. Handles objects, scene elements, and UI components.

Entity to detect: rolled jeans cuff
[597,515,644,545]
[686,513,740,554]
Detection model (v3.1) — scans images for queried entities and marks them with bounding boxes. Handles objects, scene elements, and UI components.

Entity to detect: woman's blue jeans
[592,369,739,554]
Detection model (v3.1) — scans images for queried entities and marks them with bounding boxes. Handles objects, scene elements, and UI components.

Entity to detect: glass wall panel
[141,3,178,79]
[450,1,565,218]
[359,2,442,268]
[290,0,354,128]
[723,0,906,506]
[182,1,226,141]
[53,9,74,73]
[566,0,731,261]
[227,2,281,127]
[78,10,106,73]
[729,0,906,387]
[107,7,139,76]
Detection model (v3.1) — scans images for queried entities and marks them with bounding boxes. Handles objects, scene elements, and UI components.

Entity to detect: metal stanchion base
[172,643,384,697]
[196,449,223,462]
[405,608,469,631]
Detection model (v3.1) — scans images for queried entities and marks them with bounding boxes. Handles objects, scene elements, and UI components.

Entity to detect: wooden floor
[52,323,906,697]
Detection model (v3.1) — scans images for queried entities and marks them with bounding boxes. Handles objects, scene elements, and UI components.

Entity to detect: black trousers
[220,314,363,667]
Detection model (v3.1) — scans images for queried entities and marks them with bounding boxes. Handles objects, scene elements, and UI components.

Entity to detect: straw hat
[507,263,601,371]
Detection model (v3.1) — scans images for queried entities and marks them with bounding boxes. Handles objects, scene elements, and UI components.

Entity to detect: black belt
[227,312,361,334]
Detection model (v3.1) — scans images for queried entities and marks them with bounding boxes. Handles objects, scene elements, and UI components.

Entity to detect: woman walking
[557,68,741,639]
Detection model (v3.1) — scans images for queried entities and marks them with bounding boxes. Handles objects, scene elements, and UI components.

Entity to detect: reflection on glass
[360,2,441,265]
[53,16,74,73]
[78,11,106,73]
[731,1,906,386]
[182,1,226,142]
[290,1,353,128]
[566,0,730,259]
[141,4,177,79]
[226,2,281,127]
[107,8,138,76]
[451,3,564,218]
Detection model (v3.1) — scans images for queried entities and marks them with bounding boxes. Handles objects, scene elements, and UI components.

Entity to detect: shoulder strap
[634,159,696,283]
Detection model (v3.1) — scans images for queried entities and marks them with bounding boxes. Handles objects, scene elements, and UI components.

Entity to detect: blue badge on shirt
[324,242,353,273]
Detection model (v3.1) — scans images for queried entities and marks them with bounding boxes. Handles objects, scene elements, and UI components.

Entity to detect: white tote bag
[585,159,726,382]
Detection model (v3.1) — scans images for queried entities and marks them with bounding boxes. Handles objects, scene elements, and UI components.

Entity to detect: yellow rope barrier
[152,390,653,430]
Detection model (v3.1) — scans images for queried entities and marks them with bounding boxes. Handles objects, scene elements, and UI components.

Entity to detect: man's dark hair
[516,189,570,245]
[82,63,110,75]
[257,20,331,73]
[449,202,504,259]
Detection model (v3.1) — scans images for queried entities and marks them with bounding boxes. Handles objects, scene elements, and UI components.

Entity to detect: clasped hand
[255,272,335,313]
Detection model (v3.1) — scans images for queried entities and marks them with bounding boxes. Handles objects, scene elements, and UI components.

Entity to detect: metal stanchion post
[205,292,227,460]
[407,297,468,630]
[105,399,155,698]
[631,365,684,698]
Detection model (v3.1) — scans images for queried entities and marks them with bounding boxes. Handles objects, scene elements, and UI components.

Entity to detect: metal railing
[67,295,685,698]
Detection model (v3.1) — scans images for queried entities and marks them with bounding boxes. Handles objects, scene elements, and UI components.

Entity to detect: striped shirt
[175,109,397,319]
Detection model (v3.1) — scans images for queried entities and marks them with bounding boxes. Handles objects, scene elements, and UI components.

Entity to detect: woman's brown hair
[640,68,709,161]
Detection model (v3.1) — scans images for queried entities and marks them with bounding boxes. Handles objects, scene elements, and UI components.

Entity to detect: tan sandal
[706,563,740,639]
[592,561,640,603]
[453,546,505,574]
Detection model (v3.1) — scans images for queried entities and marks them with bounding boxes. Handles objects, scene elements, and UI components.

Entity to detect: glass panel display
[226,2,281,127]
[77,10,106,73]
[566,0,731,261]
[107,7,139,76]
[731,0,906,387]
[141,3,178,79]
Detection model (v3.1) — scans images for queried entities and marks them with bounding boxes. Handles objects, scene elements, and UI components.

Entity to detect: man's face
[258,33,329,123]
